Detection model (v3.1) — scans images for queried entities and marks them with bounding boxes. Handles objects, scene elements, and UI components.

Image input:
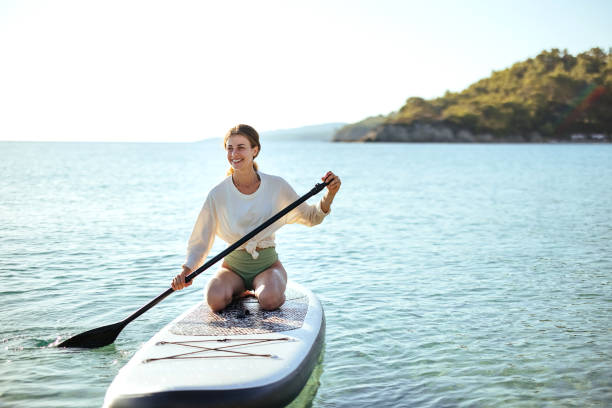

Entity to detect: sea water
[1,140,611,407]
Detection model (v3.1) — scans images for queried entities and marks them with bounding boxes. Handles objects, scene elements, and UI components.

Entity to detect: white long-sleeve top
[184,172,329,271]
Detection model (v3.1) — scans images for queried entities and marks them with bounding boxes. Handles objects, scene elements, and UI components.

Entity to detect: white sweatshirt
[184,172,329,271]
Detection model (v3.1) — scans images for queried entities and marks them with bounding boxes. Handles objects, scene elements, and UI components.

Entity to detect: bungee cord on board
[143,337,291,363]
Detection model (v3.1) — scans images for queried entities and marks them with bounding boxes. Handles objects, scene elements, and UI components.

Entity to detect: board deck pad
[170,287,309,336]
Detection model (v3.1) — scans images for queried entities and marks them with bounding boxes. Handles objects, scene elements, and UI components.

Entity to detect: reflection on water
[288,347,325,408]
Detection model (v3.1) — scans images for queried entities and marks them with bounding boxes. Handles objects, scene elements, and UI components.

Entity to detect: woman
[172,124,341,312]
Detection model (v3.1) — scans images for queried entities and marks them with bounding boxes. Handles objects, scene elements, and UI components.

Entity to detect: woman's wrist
[320,192,334,213]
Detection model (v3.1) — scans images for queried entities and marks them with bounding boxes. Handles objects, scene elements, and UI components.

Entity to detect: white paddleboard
[103,281,325,408]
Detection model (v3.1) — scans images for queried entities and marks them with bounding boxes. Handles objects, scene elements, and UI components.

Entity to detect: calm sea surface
[1,140,611,407]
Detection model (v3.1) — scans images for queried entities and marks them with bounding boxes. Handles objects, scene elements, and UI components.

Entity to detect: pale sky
[1,0,610,142]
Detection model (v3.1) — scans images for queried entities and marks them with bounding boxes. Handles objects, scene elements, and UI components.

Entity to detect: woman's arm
[173,193,217,291]
[320,171,341,214]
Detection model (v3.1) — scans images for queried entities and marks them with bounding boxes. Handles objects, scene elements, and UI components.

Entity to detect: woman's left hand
[322,171,341,196]
[320,171,340,213]
[321,171,342,195]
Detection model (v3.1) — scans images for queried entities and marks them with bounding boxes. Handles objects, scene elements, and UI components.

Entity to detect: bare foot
[239,290,256,299]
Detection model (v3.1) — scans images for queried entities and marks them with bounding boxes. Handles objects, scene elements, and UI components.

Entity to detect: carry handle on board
[58,179,330,349]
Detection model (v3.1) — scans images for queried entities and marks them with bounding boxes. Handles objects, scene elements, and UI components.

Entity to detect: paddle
[58,179,331,348]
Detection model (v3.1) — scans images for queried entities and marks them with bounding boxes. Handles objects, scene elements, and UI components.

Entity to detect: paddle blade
[58,321,126,349]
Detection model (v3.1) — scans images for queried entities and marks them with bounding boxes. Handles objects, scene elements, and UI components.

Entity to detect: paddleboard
[103,280,325,408]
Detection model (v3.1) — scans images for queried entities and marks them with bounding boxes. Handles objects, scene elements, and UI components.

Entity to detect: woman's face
[226,134,258,172]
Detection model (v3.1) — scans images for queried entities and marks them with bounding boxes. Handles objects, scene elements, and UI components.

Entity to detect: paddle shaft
[119,180,330,327]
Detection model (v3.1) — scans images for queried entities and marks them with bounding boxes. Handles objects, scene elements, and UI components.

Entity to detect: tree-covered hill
[334,48,612,142]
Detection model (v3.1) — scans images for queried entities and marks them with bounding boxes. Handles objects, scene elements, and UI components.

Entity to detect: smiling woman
[171,124,342,313]
[225,124,262,193]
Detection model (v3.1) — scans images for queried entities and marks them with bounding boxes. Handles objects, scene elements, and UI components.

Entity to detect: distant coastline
[333,121,609,143]
[333,48,611,143]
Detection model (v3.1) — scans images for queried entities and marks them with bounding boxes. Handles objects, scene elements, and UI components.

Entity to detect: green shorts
[224,247,279,290]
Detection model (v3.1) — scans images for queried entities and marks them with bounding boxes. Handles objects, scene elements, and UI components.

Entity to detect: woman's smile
[230,157,246,169]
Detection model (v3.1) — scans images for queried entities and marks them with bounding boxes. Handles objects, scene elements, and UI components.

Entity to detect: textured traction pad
[170,288,309,336]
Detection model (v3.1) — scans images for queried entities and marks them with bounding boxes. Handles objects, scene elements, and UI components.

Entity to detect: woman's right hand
[172,265,193,291]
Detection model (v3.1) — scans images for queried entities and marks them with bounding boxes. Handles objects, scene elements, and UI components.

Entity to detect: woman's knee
[258,290,285,310]
[253,263,287,310]
[206,277,232,312]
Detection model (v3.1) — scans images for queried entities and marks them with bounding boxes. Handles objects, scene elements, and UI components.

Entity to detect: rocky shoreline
[333,122,610,143]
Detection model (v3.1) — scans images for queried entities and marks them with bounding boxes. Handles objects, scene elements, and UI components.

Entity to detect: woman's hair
[223,124,261,175]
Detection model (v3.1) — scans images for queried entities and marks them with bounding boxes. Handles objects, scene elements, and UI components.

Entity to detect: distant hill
[335,48,612,142]
[262,123,346,141]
